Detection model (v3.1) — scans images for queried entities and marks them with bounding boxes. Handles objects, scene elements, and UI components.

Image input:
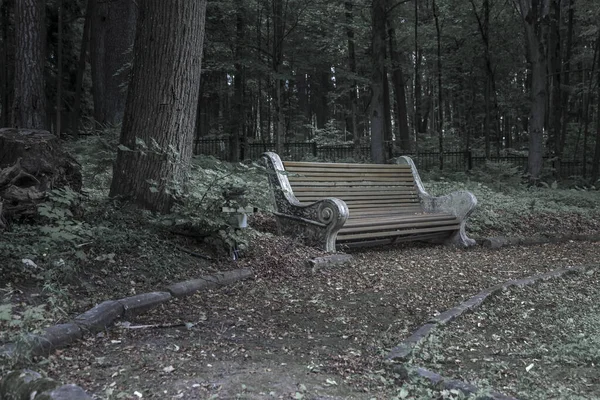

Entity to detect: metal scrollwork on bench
[262,152,348,252]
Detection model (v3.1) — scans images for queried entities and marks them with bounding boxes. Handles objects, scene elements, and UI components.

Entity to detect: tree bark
[12,0,46,129]
[109,0,207,213]
[370,0,386,163]
[90,0,136,126]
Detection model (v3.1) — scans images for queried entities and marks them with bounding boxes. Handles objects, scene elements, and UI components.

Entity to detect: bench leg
[445,222,477,247]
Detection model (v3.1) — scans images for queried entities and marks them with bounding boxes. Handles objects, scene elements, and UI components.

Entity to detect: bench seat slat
[295,194,418,202]
[343,213,456,227]
[337,225,458,241]
[288,181,416,187]
[340,218,459,234]
[347,206,424,215]
[288,176,414,182]
[284,161,412,170]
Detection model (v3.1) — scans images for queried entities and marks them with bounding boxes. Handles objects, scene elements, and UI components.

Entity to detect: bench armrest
[262,152,349,252]
[397,156,477,246]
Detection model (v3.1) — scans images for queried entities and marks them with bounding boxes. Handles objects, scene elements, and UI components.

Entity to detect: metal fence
[193,139,592,178]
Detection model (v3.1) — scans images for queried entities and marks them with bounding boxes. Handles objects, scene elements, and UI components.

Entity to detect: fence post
[467,151,472,171]
[312,142,317,157]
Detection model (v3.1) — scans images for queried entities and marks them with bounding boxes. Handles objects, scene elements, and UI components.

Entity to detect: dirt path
[44,241,600,399]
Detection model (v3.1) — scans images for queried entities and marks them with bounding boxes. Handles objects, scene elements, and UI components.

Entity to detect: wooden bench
[262,152,477,252]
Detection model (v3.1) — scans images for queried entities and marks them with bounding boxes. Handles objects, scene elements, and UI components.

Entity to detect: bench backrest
[282,161,423,218]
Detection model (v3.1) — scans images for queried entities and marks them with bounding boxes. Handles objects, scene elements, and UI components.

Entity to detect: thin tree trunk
[516,0,550,183]
[433,0,444,169]
[272,0,284,154]
[90,0,136,126]
[383,66,393,144]
[414,0,423,135]
[370,0,386,163]
[387,18,410,152]
[345,1,360,156]
[109,0,207,213]
[592,49,600,182]
[55,0,63,137]
[12,0,46,129]
[230,0,244,162]
[559,0,574,154]
[70,0,93,135]
[549,0,562,158]
[583,34,599,178]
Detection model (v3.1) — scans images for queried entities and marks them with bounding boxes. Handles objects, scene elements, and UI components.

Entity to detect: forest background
[2,0,600,185]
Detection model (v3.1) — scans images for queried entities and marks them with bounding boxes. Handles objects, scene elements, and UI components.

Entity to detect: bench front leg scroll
[262,152,349,252]
[397,156,477,247]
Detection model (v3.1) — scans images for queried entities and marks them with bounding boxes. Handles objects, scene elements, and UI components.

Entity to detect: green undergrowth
[423,170,600,237]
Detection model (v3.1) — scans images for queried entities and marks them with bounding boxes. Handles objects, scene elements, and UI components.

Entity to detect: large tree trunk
[516,0,549,183]
[370,0,386,163]
[90,0,136,127]
[109,0,207,213]
[1,0,14,127]
[0,128,82,227]
[12,0,46,129]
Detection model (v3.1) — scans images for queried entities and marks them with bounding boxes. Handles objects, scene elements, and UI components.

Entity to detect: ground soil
[412,267,600,400]
[34,237,600,399]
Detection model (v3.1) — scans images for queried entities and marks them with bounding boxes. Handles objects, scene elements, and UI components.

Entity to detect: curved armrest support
[262,152,349,252]
[397,156,477,247]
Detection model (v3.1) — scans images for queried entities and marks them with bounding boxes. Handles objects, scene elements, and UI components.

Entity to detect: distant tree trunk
[370,0,386,163]
[414,0,423,135]
[549,0,562,158]
[383,67,393,143]
[387,20,410,153]
[272,0,284,153]
[592,48,600,182]
[230,0,244,162]
[55,0,63,137]
[109,0,207,213]
[0,0,14,127]
[470,0,494,158]
[559,0,574,154]
[516,0,550,183]
[70,0,93,135]
[583,34,599,178]
[433,0,444,169]
[345,1,360,155]
[12,0,46,129]
[90,0,136,126]
[313,70,331,129]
